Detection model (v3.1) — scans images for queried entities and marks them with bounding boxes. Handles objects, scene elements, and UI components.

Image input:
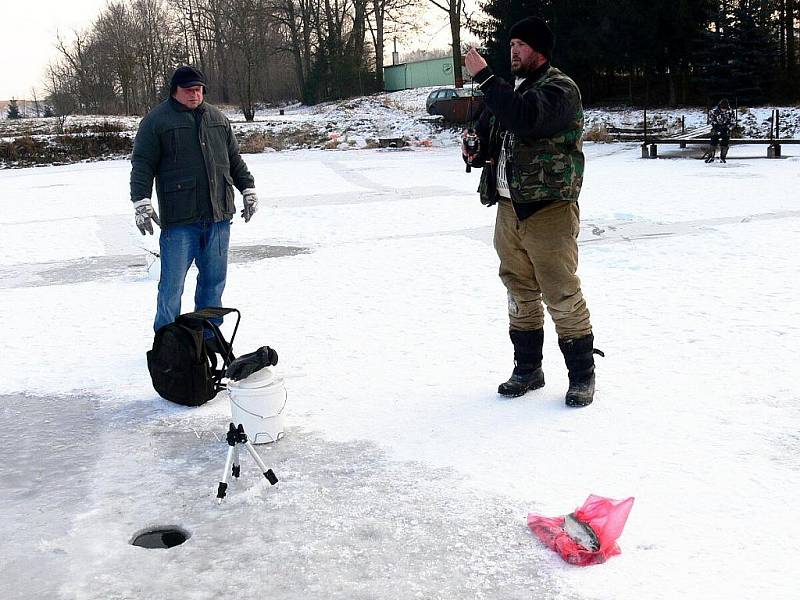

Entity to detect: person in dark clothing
[464,17,602,407]
[130,66,258,333]
[707,98,734,163]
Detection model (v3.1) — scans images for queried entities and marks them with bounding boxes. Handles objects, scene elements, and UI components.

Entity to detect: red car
[425,87,485,122]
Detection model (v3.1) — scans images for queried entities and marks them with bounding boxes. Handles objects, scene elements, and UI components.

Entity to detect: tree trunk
[786,0,796,79]
[372,1,385,90]
[450,1,463,87]
[668,67,677,107]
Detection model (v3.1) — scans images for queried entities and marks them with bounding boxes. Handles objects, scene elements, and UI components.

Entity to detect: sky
[0,0,478,101]
[0,0,109,100]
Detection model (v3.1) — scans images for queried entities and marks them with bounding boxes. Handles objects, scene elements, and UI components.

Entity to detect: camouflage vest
[480,67,585,205]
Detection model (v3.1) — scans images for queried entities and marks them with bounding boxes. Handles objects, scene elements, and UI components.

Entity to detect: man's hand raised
[465,47,488,78]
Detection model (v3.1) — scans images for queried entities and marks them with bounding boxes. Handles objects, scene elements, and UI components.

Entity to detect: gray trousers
[493,200,592,339]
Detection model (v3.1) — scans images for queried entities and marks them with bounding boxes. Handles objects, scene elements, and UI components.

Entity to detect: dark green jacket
[473,64,584,212]
[130,98,255,228]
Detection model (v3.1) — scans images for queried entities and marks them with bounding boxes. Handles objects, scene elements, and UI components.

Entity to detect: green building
[384,57,468,91]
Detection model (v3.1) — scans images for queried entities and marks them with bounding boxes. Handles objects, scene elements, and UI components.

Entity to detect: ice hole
[130,526,190,549]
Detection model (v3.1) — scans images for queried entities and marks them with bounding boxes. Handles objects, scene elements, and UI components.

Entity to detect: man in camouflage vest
[464,17,601,407]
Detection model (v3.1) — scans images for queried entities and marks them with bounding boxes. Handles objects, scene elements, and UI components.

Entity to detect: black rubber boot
[558,334,604,408]
[720,145,729,163]
[498,329,545,397]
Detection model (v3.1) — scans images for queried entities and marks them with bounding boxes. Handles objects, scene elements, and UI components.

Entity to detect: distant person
[130,66,259,338]
[707,98,734,163]
[463,17,602,407]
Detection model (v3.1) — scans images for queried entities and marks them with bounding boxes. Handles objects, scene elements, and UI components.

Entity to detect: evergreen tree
[7,98,21,119]
[472,0,724,106]
[694,4,777,105]
[727,6,778,104]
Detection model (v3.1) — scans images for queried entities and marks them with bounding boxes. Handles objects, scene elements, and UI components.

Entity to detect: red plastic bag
[527,494,635,566]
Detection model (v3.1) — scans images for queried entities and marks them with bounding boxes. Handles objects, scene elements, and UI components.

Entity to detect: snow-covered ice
[1,140,799,599]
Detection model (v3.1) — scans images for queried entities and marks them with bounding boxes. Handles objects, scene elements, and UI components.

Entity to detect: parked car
[425,87,485,123]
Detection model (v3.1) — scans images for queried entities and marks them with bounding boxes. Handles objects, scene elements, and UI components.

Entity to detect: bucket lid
[228,366,280,389]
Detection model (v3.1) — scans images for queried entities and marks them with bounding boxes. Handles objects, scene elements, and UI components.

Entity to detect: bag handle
[201,318,236,369]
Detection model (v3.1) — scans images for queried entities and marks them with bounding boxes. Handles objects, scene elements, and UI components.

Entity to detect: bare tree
[30,87,42,117]
[217,0,271,119]
[44,66,74,131]
[272,0,323,103]
[427,0,464,87]
[367,0,422,89]
[130,0,182,111]
[95,2,140,114]
[54,31,93,111]
[170,0,209,70]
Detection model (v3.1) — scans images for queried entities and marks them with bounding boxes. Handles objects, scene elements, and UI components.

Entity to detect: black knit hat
[509,17,555,60]
[170,66,206,93]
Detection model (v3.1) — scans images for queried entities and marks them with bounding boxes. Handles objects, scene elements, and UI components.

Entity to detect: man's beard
[511,60,535,78]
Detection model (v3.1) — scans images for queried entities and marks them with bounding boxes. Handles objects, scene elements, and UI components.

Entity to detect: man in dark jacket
[706,98,734,163]
[130,66,258,333]
[464,17,601,407]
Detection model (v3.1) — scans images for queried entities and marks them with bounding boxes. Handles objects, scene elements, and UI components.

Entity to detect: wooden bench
[641,138,800,158]
[641,108,796,158]
[607,126,667,135]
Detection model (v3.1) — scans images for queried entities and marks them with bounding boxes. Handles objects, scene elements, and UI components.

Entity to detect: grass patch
[583,124,614,142]
[65,120,127,134]
[0,136,46,162]
[237,125,328,153]
[239,132,284,153]
[0,132,133,167]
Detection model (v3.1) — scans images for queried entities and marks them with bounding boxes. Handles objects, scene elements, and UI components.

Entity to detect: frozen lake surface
[1,143,799,599]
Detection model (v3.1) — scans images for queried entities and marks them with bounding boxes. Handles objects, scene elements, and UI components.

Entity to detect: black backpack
[146,307,241,406]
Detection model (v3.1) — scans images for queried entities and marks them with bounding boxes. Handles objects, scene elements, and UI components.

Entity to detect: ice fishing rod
[462,56,479,173]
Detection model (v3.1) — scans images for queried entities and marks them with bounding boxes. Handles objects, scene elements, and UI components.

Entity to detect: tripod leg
[232,445,241,478]
[243,441,278,485]
[217,445,236,503]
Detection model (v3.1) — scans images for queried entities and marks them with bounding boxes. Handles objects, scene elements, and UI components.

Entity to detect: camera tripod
[216,423,278,503]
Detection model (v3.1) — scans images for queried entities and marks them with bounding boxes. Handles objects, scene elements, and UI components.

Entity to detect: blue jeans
[154,220,231,332]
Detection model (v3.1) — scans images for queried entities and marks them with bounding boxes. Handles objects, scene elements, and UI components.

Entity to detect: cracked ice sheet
[0,394,575,600]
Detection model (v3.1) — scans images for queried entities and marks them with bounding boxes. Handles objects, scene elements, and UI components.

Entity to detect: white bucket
[227,367,287,444]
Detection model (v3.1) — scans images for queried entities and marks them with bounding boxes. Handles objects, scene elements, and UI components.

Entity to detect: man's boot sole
[565,395,593,407]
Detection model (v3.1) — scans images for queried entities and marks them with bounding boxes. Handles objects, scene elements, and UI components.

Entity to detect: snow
[1,128,799,599]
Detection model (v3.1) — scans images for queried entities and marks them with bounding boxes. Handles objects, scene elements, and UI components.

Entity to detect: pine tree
[7,98,21,119]
[694,4,777,105]
[726,6,777,104]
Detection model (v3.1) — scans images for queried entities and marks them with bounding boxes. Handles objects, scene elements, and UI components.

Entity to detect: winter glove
[241,188,258,222]
[225,346,278,381]
[133,198,160,235]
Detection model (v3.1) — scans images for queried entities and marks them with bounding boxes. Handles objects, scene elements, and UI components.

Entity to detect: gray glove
[241,188,258,223]
[133,198,160,235]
